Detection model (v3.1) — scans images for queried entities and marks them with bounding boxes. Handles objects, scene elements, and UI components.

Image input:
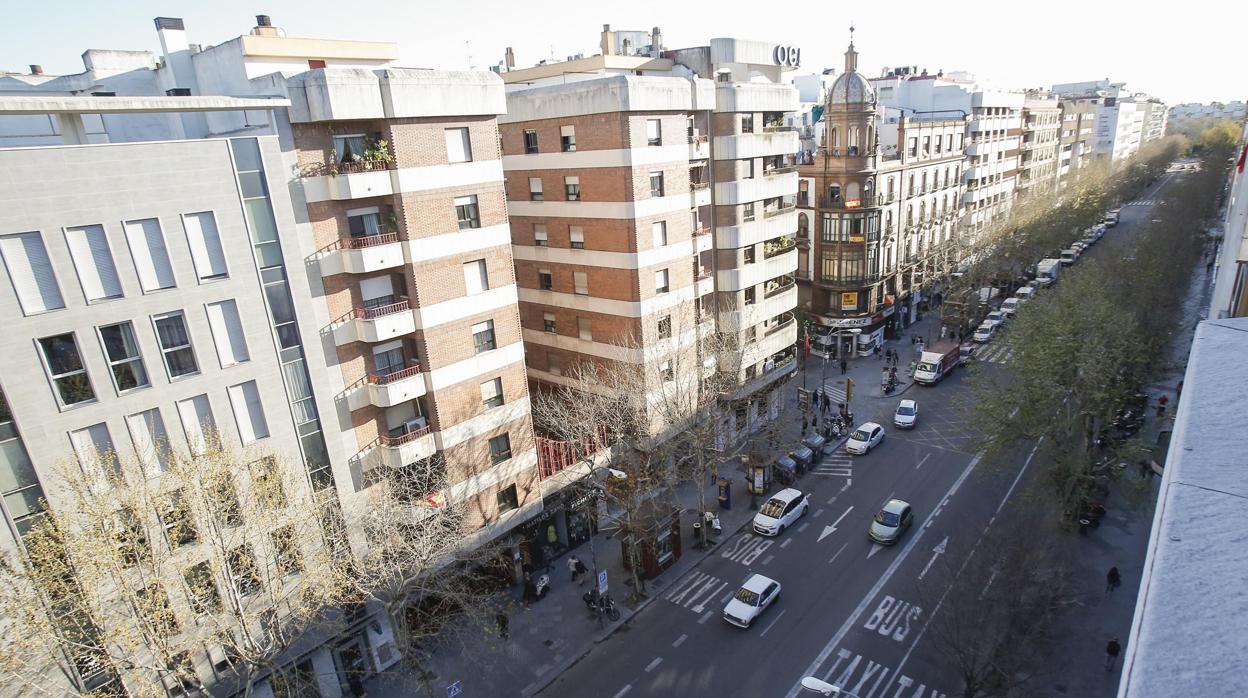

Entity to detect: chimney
[29,64,42,75]
[154,17,189,55]
[651,26,663,53]
[252,15,283,37]
[601,24,614,56]
[504,47,515,70]
[256,14,271,26]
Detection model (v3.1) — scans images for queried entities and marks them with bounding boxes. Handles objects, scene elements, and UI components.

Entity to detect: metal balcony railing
[764,276,795,298]
[342,232,400,249]
[765,313,795,336]
[764,203,796,218]
[354,299,410,320]
[379,425,432,447]
[336,159,395,174]
[367,364,421,386]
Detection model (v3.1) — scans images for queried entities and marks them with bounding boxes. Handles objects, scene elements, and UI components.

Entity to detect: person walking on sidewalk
[574,557,588,585]
[567,555,582,583]
[1156,394,1169,417]
[874,344,882,360]
[821,395,831,414]
[496,611,510,640]
[802,415,809,437]
[1106,566,1122,592]
[814,388,823,410]
[1105,638,1122,671]
[908,360,917,378]
[840,358,848,375]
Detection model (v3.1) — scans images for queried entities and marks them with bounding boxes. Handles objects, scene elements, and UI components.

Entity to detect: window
[497,484,519,513]
[99,322,149,391]
[743,159,755,179]
[565,176,580,201]
[182,211,228,281]
[646,119,662,146]
[455,195,480,229]
[208,477,243,527]
[561,125,576,152]
[741,114,754,133]
[652,221,668,247]
[184,562,220,614]
[660,360,674,382]
[658,315,672,339]
[154,312,198,378]
[121,218,177,292]
[272,526,302,576]
[548,353,562,376]
[528,177,544,201]
[472,320,496,354]
[922,136,931,156]
[39,333,94,406]
[480,377,504,408]
[445,127,472,163]
[162,490,198,547]
[489,434,512,464]
[252,457,286,509]
[569,227,585,249]
[136,583,178,635]
[204,299,249,368]
[126,408,172,474]
[935,135,943,154]
[744,246,756,264]
[65,224,122,302]
[907,137,918,157]
[1,232,64,314]
[574,272,588,295]
[176,394,215,456]
[347,209,381,239]
[533,226,549,248]
[228,381,269,445]
[523,129,539,154]
[538,269,553,290]
[227,546,261,596]
[463,259,489,295]
[745,287,756,305]
[70,423,118,480]
[578,317,592,340]
[743,203,755,222]
[543,312,557,333]
[650,172,665,197]
[654,269,669,294]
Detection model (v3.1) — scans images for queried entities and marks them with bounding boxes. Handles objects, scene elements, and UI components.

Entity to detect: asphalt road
[538,171,1181,698]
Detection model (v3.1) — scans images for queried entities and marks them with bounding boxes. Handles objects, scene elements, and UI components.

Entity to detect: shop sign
[845,199,862,209]
[848,233,865,243]
[774,45,801,67]
[821,315,874,328]
[841,292,859,309]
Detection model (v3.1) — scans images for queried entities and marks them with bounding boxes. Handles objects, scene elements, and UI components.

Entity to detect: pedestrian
[889,366,898,381]
[874,344,882,360]
[567,555,581,583]
[522,572,537,607]
[574,558,588,585]
[1105,637,1122,671]
[821,395,831,414]
[813,412,820,428]
[940,325,948,340]
[908,360,917,377]
[891,352,899,368]
[1106,566,1122,592]
[840,358,848,375]
[1206,259,1214,273]
[1156,394,1169,417]
[496,611,510,640]
[815,388,823,409]
[802,415,808,437]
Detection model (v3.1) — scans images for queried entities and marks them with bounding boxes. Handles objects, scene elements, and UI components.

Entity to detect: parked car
[723,573,781,628]
[972,322,996,343]
[845,422,885,455]
[985,310,1007,328]
[958,344,976,366]
[893,400,918,429]
[1016,285,1037,301]
[1000,297,1021,317]
[753,488,810,536]
[869,499,914,545]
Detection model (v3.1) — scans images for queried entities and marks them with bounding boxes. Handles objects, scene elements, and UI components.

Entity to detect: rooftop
[0,94,289,115]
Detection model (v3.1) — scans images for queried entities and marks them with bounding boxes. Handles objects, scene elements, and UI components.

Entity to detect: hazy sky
[1,0,1241,105]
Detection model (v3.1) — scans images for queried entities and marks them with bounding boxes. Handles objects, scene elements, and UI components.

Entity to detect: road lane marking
[798,522,810,532]
[762,554,775,565]
[815,508,826,517]
[829,542,849,564]
[698,610,714,624]
[690,581,729,613]
[613,685,632,698]
[784,452,983,698]
[819,506,855,542]
[760,608,788,637]
[672,633,687,648]
[645,657,663,673]
[914,454,931,470]
[780,538,792,548]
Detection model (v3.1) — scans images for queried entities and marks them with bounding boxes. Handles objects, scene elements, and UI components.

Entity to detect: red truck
[913,341,961,385]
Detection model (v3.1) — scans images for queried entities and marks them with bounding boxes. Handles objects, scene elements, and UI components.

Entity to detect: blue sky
[1,0,1239,105]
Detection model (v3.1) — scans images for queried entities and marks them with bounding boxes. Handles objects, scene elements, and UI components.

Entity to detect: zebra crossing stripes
[663,571,730,615]
[975,343,1014,364]
[818,383,848,405]
[1125,200,1156,206]
[811,450,853,477]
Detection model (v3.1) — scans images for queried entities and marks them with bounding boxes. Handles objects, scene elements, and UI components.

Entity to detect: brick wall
[396,184,507,241]
[500,112,630,155]
[519,304,643,346]
[385,115,500,168]
[509,216,637,253]
[442,416,535,486]
[513,259,639,301]
[411,243,517,306]
[417,307,522,372]
[505,167,634,203]
[427,360,530,430]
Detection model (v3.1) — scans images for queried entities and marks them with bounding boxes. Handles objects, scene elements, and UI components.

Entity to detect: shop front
[813,300,896,358]
[516,486,598,573]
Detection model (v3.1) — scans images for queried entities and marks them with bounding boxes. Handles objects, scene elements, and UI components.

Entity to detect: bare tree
[0,430,352,697]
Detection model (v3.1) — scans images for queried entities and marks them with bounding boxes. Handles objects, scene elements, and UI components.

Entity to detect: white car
[985,310,1006,328]
[846,422,885,455]
[753,488,809,536]
[972,322,995,343]
[1000,298,1020,317]
[893,400,918,429]
[958,344,976,366]
[723,573,781,628]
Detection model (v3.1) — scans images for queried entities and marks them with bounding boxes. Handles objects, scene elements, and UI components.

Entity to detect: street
[538,172,1183,698]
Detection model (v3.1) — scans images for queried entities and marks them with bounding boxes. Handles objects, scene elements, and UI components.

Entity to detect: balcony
[765,312,795,337]
[688,135,710,160]
[692,226,713,253]
[334,300,415,346]
[744,313,798,366]
[713,130,799,160]
[722,279,797,331]
[323,232,405,275]
[326,161,395,201]
[376,425,437,469]
[715,83,799,114]
[817,194,886,210]
[348,364,427,411]
[717,247,797,292]
[717,207,796,250]
[764,165,797,176]
[763,236,795,260]
[762,125,797,133]
[715,171,797,206]
[764,202,796,219]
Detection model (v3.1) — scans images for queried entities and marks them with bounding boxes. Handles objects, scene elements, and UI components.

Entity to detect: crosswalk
[663,570,732,616]
[974,343,1014,364]
[811,450,853,477]
[814,382,848,406]
[1125,200,1156,206]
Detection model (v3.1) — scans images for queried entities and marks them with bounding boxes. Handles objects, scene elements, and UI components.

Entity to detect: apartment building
[796,41,966,352]
[874,70,1024,236]
[1057,95,1097,181]
[1052,80,1168,163]
[500,27,800,450]
[1019,93,1062,194]
[1167,100,1247,131]
[0,16,539,697]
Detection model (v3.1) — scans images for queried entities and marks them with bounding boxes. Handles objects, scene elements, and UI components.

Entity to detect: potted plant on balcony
[362,137,394,171]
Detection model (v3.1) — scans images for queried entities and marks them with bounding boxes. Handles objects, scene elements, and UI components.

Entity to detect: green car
[869,499,913,545]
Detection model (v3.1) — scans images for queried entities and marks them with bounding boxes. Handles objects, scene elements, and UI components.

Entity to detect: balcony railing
[695,267,714,281]
[764,203,796,219]
[379,425,432,447]
[354,299,410,320]
[762,125,797,133]
[817,194,886,209]
[764,165,796,176]
[342,232,401,249]
[765,312,795,336]
[765,276,795,298]
[368,364,421,386]
[691,181,711,191]
[692,225,711,238]
[763,237,795,259]
[335,159,395,174]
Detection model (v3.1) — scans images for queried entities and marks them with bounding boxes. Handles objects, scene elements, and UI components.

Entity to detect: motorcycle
[582,589,622,621]
[883,377,898,395]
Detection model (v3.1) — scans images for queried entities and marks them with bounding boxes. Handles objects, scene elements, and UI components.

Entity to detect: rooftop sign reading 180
[774,45,801,67]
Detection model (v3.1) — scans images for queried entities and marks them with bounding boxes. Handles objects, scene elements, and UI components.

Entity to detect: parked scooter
[582,589,622,621]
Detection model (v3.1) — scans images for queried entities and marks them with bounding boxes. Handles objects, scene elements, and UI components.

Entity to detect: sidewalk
[365,315,940,698]
[1024,250,1214,696]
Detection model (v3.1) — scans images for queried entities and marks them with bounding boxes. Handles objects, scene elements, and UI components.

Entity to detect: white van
[1016,286,1036,301]
[1001,297,1021,317]
[1060,249,1078,266]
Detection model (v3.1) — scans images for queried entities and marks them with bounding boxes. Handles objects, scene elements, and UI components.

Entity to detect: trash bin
[717,478,732,510]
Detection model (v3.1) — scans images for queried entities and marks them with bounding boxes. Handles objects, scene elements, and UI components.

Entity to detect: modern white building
[1166,100,1247,129]
[1051,80,1167,162]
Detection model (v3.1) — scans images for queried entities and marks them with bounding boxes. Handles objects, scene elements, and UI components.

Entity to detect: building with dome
[796,35,968,356]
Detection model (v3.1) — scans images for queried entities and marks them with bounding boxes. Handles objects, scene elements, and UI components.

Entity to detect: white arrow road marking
[819,506,854,542]
[917,536,949,580]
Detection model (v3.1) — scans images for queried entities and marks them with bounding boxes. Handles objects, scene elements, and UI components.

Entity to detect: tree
[916,512,1078,698]
[0,431,352,697]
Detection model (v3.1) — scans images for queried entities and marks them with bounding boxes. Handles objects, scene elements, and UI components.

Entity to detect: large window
[176,394,215,456]
[463,259,489,295]
[1,232,64,314]
[228,380,269,445]
[523,129,538,154]
[489,433,512,464]
[543,312,557,333]
[70,423,118,480]
[445,127,472,163]
[98,322,149,391]
[574,272,588,295]
[154,312,198,378]
[565,176,580,201]
[205,299,250,368]
[126,408,172,474]
[646,119,662,146]
[650,172,665,197]
[472,320,496,354]
[497,484,519,513]
[480,377,504,409]
[528,177,544,201]
[65,224,123,302]
[182,211,228,281]
[455,195,480,229]
[123,218,177,291]
[39,333,94,406]
[655,269,670,294]
[652,221,668,247]
[570,227,585,249]
[534,225,548,247]
[539,268,553,290]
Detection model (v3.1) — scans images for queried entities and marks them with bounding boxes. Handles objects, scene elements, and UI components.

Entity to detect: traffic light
[846,378,854,402]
